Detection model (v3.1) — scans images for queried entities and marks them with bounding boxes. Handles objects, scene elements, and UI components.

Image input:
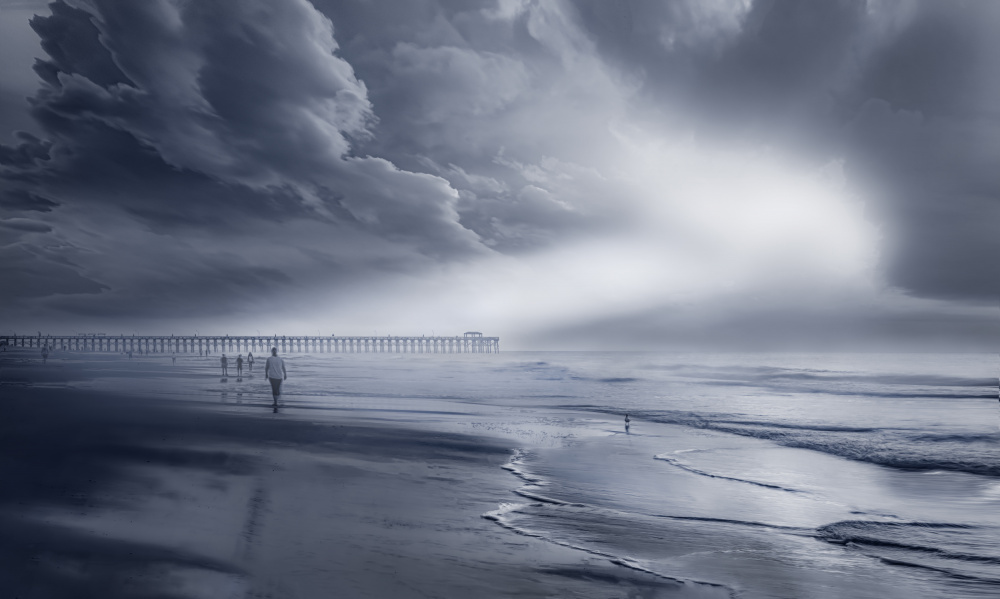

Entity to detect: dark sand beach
[5,349,996,599]
[0,351,722,599]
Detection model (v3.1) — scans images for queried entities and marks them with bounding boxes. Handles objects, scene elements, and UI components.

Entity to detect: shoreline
[1,353,726,598]
[5,348,997,597]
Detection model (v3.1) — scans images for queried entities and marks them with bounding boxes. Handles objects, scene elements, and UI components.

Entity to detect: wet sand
[0,351,722,599]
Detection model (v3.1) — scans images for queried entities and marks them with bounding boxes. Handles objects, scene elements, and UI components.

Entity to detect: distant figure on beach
[41,345,49,363]
[171,354,176,365]
[625,413,631,433]
[247,352,254,372]
[221,354,228,376]
[236,354,243,377]
[265,348,287,408]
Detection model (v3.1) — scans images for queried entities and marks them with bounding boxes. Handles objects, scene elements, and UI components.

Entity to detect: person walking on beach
[625,413,631,433]
[247,352,254,372]
[41,345,49,363]
[221,354,229,376]
[171,354,176,366]
[265,348,287,408]
[236,354,244,377]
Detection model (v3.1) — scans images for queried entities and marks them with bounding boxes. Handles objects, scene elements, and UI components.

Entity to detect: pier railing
[0,333,500,354]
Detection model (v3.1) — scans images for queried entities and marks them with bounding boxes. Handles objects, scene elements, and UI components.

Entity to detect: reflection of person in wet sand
[221,354,228,376]
[236,354,244,377]
[625,413,631,433]
[265,348,287,409]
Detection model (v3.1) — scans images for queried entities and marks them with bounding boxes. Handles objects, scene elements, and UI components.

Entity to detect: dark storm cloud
[0,217,50,232]
[0,187,56,211]
[309,0,643,252]
[42,261,294,318]
[19,0,479,254]
[846,99,1000,300]
[843,3,1000,300]
[30,0,134,88]
[0,0,995,342]
[0,0,492,322]
[572,0,866,129]
[1,0,490,219]
[570,0,1000,301]
[0,131,49,168]
[0,242,106,298]
[0,0,49,7]
[312,0,998,303]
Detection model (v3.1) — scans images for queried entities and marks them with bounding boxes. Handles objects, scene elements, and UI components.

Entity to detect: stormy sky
[0,0,997,350]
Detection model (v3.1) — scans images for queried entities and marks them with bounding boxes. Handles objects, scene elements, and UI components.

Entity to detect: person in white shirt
[265,348,287,407]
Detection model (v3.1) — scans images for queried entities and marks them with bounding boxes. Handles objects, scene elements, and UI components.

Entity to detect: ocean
[48,350,1000,597]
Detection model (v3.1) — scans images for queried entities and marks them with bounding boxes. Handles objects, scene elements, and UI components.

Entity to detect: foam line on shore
[482,505,737,598]
[871,555,1000,586]
[564,406,1000,478]
[654,452,808,493]
[486,450,738,597]
[658,514,813,532]
[501,450,587,506]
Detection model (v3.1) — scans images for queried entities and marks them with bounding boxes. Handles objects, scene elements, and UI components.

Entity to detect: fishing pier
[0,332,499,354]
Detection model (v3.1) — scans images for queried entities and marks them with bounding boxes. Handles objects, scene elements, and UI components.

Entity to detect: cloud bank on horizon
[0,0,997,350]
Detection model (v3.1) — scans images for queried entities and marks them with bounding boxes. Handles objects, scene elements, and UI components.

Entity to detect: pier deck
[0,333,499,354]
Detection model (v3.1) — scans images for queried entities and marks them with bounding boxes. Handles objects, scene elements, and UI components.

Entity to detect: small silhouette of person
[625,413,631,433]
[247,352,254,372]
[236,354,243,377]
[171,354,177,365]
[265,348,287,408]
[41,345,49,363]
[221,354,228,376]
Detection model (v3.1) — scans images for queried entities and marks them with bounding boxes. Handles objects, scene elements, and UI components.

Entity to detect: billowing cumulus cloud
[0,216,51,232]
[17,0,482,251]
[0,0,996,348]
